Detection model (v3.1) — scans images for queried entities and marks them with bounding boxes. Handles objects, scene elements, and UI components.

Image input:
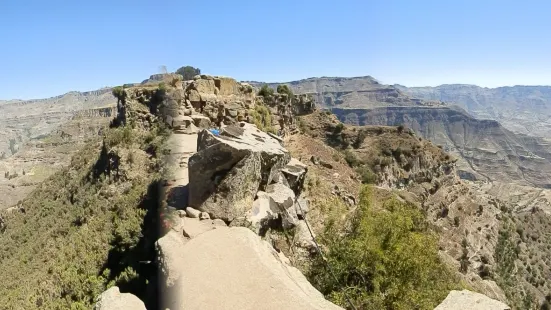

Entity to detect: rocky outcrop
[180,75,315,133]
[93,286,146,310]
[188,123,291,222]
[434,290,510,310]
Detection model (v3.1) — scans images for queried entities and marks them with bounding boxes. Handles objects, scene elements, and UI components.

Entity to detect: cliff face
[0,89,116,158]
[397,84,551,137]
[250,76,444,109]
[330,106,551,188]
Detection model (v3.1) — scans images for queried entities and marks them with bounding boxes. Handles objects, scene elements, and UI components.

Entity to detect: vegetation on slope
[0,116,169,308]
[493,209,551,310]
[308,186,460,310]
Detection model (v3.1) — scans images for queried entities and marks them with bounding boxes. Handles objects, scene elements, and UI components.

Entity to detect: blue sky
[1,0,551,99]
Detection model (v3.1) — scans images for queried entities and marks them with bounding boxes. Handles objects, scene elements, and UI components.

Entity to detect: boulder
[295,220,316,250]
[185,207,201,218]
[281,158,308,195]
[181,108,193,116]
[199,212,210,220]
[174,122,198,134]
[188,123,291,221]
[94,286,146,310]
[215,76,240,96]
[188,89,201,103]
[295,196,310,219]
[189,151,262,222]
[191,114,211,128]
[171,115,193,129]
[182,217,215,239]
[193,78,216,94]
[271,171,290,188]
[266,183,299,229]
[248,191,280,234]
[435,290,510,310]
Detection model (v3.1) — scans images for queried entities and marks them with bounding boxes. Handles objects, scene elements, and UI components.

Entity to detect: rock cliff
[330,106,551,188]
[397,83,551,137]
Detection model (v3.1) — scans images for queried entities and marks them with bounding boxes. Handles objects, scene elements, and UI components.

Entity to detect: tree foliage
[175,65,201,80]
[0,120,169,309]
[276,84,293,97]
[258,84,274,99]
[308,186,459,310]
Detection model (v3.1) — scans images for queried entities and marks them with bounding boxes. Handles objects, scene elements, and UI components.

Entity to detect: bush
[352,131,366,149]
[333,123,344,134]
[356,166,377,184]
[250,104,276,134]
[112,86,126,103]
[258,84,274,99]
[175,65,201,80]
[343,150,360,168]
[276,84,293,97]
[397,124,405,133]
[308,186,458,309]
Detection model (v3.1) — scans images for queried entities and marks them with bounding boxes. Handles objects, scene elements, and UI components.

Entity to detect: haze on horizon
[2,0,551,100]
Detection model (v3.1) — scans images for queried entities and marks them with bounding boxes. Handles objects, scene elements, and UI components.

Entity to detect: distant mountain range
[395,84,551,137]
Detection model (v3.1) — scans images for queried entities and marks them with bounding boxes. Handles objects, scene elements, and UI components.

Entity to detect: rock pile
[187,122,313,237]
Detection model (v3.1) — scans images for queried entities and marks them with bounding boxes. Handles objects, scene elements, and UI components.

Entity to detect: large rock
[215,76,241,96]
[248,191,280,234]
[434,290,510,310]
[193,78,217,94]
[191,114,211,128]
[94,286,146,310]
[188,123,291,221]
[191,151,261,222]
[177,226,343,310]
[266,182,299,229]
[281,157,308,195]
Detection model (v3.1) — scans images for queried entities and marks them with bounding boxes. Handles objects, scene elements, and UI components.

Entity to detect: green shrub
[352,130,366,149]
[250,104,276,134]
[397,124,405,133]
[112,86,125,99]
[308,186,458,309]
[356,166,377,184]
[333,123,344,134]
[343,150,360,168]
[175,65,200,80]
[258,84,274,99]
[276,84,293,97]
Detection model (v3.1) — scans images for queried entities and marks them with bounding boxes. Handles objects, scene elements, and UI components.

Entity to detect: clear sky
[1,0,551,99]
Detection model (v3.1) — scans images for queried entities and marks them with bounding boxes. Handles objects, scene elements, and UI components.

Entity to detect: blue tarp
[209,129,220,136]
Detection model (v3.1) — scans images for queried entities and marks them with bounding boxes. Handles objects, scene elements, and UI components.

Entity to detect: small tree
[176,66,201,80]
[276,84,293,97]
[397,124,405,133]
[258,84,274,99]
